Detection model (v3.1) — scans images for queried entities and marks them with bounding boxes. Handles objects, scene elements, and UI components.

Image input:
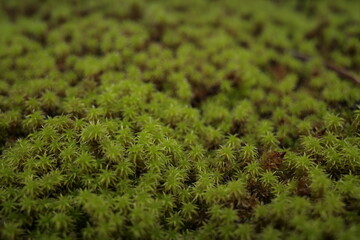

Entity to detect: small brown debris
[261,151,286,170]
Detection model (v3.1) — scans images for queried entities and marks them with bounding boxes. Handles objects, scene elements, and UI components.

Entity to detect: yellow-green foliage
[0,0,360,239]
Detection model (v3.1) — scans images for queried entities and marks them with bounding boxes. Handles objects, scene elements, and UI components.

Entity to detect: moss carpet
[0,0,360,239]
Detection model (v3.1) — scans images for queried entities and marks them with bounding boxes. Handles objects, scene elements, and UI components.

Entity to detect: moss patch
[0,0,360,239]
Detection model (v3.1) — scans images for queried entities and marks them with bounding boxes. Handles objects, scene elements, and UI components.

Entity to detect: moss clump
[1,0,360,239]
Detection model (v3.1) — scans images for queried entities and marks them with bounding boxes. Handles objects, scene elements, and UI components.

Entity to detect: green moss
[0,0,360,239]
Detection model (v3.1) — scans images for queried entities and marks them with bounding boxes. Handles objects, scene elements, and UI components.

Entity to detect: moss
[0,0,360,239]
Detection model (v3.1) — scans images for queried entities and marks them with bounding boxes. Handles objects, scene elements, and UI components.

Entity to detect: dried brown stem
[292,52,360,85]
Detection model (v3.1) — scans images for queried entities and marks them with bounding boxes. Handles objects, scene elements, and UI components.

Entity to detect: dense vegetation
[0,0,360,239]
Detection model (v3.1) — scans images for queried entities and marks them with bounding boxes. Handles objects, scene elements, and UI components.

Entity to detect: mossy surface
[0,0,360,239]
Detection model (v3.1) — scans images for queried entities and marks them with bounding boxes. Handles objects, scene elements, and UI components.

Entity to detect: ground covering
[0,0,360,239]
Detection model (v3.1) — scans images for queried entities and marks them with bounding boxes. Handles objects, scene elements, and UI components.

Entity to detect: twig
[292,51,360,85]
[325,62,360,85]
